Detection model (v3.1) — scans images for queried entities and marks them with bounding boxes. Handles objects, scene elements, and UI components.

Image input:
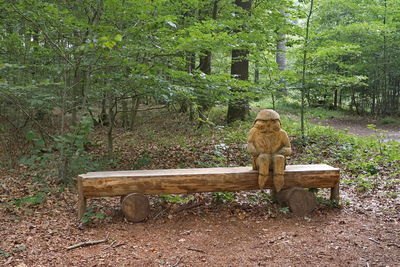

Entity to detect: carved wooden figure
[247,109,292,191]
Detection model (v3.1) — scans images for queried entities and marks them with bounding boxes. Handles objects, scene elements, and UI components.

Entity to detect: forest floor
[310,115,400,142]
[1,110,399,266]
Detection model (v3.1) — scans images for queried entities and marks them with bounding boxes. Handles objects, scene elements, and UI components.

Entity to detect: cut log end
[276,187,317,217]
[121,193,150,223]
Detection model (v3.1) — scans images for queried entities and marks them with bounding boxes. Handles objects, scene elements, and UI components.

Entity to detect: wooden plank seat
[77,164,340,222]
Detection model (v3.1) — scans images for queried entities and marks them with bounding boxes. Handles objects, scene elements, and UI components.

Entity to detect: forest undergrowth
[2,107,399,222]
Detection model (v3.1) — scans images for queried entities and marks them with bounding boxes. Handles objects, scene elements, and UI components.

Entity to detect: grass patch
[252,98,347,120]
[379,117,400,125]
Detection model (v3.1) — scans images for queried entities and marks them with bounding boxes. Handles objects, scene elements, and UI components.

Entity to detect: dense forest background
[1,0,400,181]
[1,2,400,265]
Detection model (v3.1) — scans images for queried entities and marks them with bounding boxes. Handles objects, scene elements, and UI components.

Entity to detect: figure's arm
[247,142,257,154]
[277,130,292,156]
[247,128,258,156]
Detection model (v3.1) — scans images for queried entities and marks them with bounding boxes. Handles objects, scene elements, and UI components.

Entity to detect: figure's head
[253,109,281,133]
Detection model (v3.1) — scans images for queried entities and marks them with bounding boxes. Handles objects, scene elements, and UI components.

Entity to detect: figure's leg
[257,154,271,189]
[252,156,258,170]
[273,155,285,192]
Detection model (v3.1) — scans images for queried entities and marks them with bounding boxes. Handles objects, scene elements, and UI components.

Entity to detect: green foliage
[11,245,27,253]
[257,191,272,202]
[379,117,399,125]
[294,0,400,115]
[290,119,400,192]
[55,118,97,175]
[308,188,319,193]
[278,207,290,214]
[81,205,110,224]
[11,192,46,207]
[343,175,378,192]
[20,117,98,181]
[384,192,398,199]
[5,175,52,208]
[212,192,235,203]
[253,97,347,121]
[316,197,340,208]
[132,154,152,169]
[207,106,228,125]
[160,194,194,204]
[222,120,251,144]
[0,250,11,259]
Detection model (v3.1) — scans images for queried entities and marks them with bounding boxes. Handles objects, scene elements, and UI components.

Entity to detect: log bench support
[77,164,340,221]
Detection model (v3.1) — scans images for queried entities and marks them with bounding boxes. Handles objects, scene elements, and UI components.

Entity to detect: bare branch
[66,238,108,250]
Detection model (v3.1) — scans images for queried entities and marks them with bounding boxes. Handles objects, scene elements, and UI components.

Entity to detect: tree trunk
[333,88,338,109]
[199,51,211,75]
[107,99,117,159]
[107,98,117,159]
[227,0,252,124]
[271,92,276,110]
[186,52,196,74]
[301,0,314,139]
[231,53,250,79]
[276,32,287,95]
[129,97,140,130]
[58,68,69,183]
[99,93,108,125]
[122,100,128,129]
[197,0,218,126]
[371,92,376,115]
[227,49,250,124]
[276,34,287,71]
[254,61,259,84]
[382,0,389,115]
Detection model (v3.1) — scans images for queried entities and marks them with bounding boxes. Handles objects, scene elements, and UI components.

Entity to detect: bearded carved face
[254,119,281,133]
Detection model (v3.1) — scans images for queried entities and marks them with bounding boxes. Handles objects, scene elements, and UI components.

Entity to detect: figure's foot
[274,174,284,192]
[258,174,268,189]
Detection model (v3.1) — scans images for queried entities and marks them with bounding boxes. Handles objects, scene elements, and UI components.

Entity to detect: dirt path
[310,116,400,141]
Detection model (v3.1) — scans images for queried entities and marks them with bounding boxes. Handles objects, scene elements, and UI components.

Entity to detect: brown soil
[1,171,399,267]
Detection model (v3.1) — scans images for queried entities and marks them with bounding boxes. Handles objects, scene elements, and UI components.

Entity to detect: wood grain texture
[277,187,317,217]
[330,183,340,201]
[121,193,150,222]
[77,176,87,218]
[79,164,339,198]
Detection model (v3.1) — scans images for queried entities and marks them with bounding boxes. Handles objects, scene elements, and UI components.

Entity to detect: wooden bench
[77,164,339,222]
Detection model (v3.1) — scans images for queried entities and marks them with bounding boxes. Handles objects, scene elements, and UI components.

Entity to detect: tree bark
[227,50,250,123]
[333,88,338,109]
[301,0,314,139]
[276,32,287,95]
[121,100,128,129]
[227,0,252,124]
[129,97,140,130]
[107,97,117,159]
[199,51,211,75]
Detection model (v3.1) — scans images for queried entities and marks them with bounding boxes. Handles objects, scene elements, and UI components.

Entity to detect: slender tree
[300,0,314,139]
